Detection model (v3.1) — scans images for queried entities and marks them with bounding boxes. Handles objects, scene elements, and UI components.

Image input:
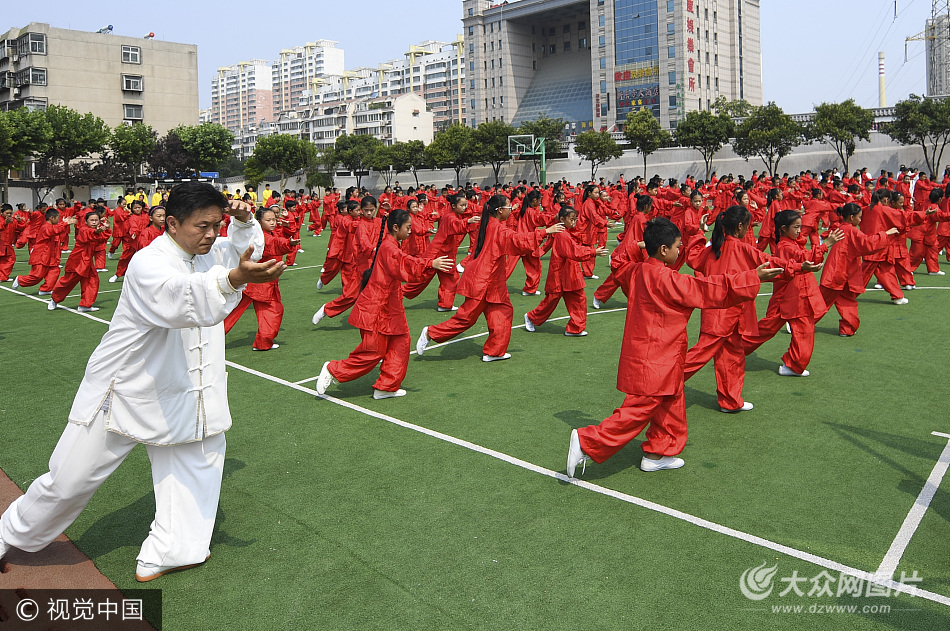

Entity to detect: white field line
[0,285,111,325]
[283,265,321,272]
[875,433,950,579]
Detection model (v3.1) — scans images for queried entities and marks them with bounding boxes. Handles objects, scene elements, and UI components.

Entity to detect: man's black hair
[643,217,680,256]
[165,182,227,224]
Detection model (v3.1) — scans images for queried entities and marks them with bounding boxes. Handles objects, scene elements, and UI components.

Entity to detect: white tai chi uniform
[1,218,264,569]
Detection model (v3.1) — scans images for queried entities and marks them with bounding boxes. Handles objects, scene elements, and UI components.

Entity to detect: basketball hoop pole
[537,137,547,186]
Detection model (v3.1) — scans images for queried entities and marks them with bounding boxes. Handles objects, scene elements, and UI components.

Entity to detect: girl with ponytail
[416,195,564,363]
[316,209,453,400]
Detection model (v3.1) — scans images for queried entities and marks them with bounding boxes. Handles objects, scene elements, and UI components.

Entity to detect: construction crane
[905,0,950,97]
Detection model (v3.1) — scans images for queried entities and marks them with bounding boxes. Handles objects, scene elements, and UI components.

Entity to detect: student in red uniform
[818,203,898,337]
[109,200,150,283]
[402,193,479,311]
[742,210,842,377]
[316,209,452,399]
[47,211,111,312]
[566,218,781,477]
[19,203,49,251]
[908,187,947,275]
[108,198,130,258]
[0,204,27,282]
[682,206,818,412]
[403,197,434,257]
[224,207,299,351]
[317,200,354,289]
[525,206,607,336]
[416,195,563,362]
[135,206,166,250]
[312,196,381,324]
[13,208,76,294]
[577,185,607,278]
[505,189,557,296]
[936,182,950,265]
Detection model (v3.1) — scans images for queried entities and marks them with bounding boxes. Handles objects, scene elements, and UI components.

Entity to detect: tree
[369,144,398,187]
[711,96,754,120]
[0,108,51,203]
[808,99,874,173]
[518,114,565,182]
[177,122,234,176]
[43,105,110,200]
[573,130,622,180]
[334,133,383,188]
[674,109,734,180]
[733,102,804,175]
[884,94,950,175]
[402,140,428,188]
[316,146,339,188]
[109,122,156,186]
[246,134,317,191]
[425,124,479,188]
[148,129,193,179]
[623,108,671,179]
[474,120,516,185]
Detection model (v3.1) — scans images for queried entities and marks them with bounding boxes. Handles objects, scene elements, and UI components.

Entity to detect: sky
[3,0,935,113]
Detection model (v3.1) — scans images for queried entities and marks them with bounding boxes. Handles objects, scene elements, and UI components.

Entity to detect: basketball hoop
[512,153,522,161]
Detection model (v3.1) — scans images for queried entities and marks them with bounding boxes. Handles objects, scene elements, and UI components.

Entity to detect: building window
[579,21,586,29]
[468,8,473,16]
[667,0,674,11]
[124,104,144,120]
[599,15,605,27]
[599,36,606,47]
[564,41,571,52]
[579,37,588,49]
[669,96,677,108]
[470,79,475,89]
[30,67,47,86]
[564,24,571,34]
[29,33,46,54]
[550,45,556,55]
[669,71,676,85]
[122,74,144,91]
[599,57,606,69]
[667,23,675,34]
[668,46,675,58]
[600,80,607,92]
[549,27,556,36]
[468,26,474,35]
[121,45,141,64]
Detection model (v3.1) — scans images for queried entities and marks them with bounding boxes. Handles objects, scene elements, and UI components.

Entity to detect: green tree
[425,124,479,188]
[518,114,565,182]
[369,144,398,187]
[43,105,110,200]
[402,140,428,188]
[246,134,317,191]
[884,94,950,175]
[733,102,804,175]
[475,120,517,185]
[674,109,734,180]
[109,122,156,186]
[177,122,234,176]
[711,96,754,120]
[0,108,51,203]
[335,133,384,188]
[574,130,622,180]
[809,99,874,173]
[623,108,671,179]
[148,129,193,179]
[316,146,339,188]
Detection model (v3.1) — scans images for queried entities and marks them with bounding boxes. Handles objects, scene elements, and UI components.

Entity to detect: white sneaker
[584,274,600,280]
[903,284,916,290]
[373,389,407,399]
[316,361,335,396]
[640,455,685,472]
[592,297,603,309]
[521,290,541,296]
[784,322,791,334]
[456,263,465,273]
[437,305,458,312]
[297,249,305,253]
[77,306,99,313]
[96,268,108,272]
[47,299,58,311]
[720,401,754,413]
[416,326,430,356]
[316,279,324,290]
[11,277,19,289]
[0,531,8,561]
[37,290,52,296]
[928,271,946,276]
[312,304,326,325]
[523,313,535,332]
[873,283,883,289]
[892,297,909,305]
[108,275,118,283]
[107,252,114,260]
[251,343,279,351]
[564,331,588,337]
[62,249,71,254]
[482,353,511,362]
[778,364,810,377]
[566,429,590,478]
[135,555,209,582]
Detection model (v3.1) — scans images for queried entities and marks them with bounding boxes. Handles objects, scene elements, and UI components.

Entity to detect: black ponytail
[773,209,801,244]
[766,188,781,209]
[360,209,411,290]
[522,190,542,219]
[836,202,860,220]
[711,205,751,259]
[473,195,507,259]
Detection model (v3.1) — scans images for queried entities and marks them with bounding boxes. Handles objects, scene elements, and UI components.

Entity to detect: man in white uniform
[0,182,284,581]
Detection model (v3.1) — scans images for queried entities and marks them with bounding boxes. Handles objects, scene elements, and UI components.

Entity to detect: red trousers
[108,233,123,254]
[115,240,136,277]
[95,248,106,271]
[403,265,459,310]
[683,329,746,410]
[818,285,860,336]
[800,226,821,249]
[324,264,361,318]
[286,245,300,266]
[526,289,587,334]
[862,259,904,300]
[582,253,596,277]
[224,294,283,350]
[755,235,771,252]
[743,309,815,375]
[895,255,914,286]
[937,235,950,262]
[593,272,624,303]
[17,264,60,291]
[51,270,100,308]
[328,329,410,392]
[427,296,513,356]
[320,256,343,286]
[909,238,940,273]
[578,392,688,461]
[0,250,15,280]
[505,254,543,294]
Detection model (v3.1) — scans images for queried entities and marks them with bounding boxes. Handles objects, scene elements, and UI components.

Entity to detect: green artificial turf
[1,230,948,630]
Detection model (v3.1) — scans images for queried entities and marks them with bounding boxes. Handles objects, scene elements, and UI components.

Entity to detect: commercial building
[462,0,762,132]
[210,60,274,134]
[0,22,198,134]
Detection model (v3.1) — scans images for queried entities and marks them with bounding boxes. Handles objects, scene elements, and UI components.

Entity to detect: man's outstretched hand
[228,246,285,287]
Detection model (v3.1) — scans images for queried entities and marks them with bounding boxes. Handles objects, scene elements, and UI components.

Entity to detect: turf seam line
[875,433,950,579]
[222,358,950,608]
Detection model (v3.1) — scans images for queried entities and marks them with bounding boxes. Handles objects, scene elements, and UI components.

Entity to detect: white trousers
[1,410,225,568]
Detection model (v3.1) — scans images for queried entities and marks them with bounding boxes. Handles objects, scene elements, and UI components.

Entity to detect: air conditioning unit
[11,54,18,62]
[12,87,20,96]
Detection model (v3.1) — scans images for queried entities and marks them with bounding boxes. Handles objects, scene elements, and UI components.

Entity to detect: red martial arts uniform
[320,213,351,286]
[402,209,468,309]
[504,204,557,294]
[0,214,27,280]
[115,212,150,278]
[50,225,111,308]
[861,203,929,299]
[16,221,69,290]
[818,223,890,336]
[577,258,761,462]
[323,216,379,319]
[527,231,599,334]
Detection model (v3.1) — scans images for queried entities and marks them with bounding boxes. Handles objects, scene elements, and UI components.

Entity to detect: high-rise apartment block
[462,0,761,132]
[272,41,346,113]
[0,22,198,134]
[210,60,274,133]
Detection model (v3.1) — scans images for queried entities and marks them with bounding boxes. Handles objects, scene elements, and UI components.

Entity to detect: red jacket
[424,210,468,262]
[768,237,827,319]
[245,232,296,302]
[544,231,598,293]
[65,225,111,276]
[457,217,545,303]
[820,223,889,292]
[349,234,430,336]
[29,222,69,266]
